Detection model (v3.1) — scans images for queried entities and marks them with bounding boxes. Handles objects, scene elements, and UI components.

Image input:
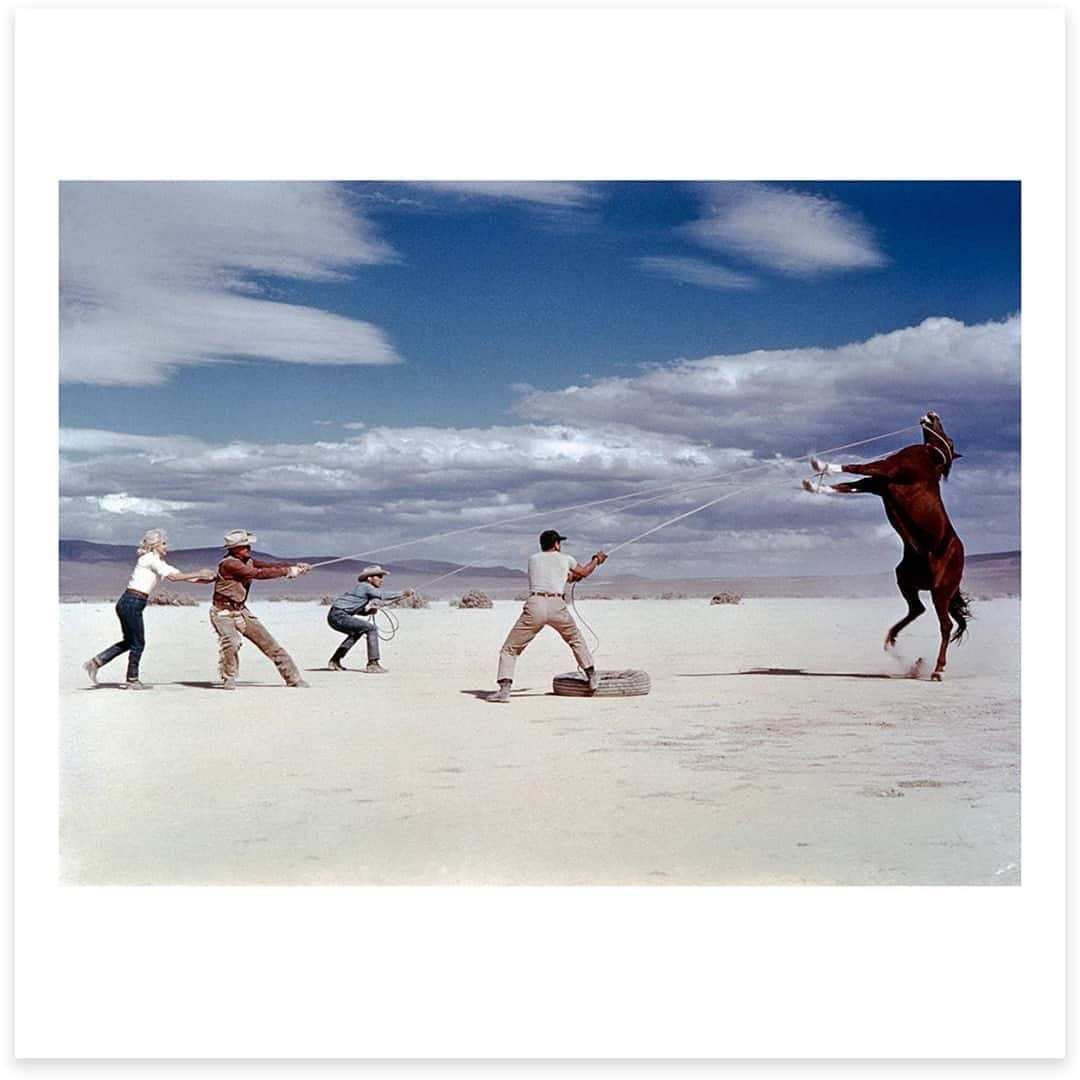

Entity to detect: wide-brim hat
[224,528,257,548]
[358,565,388,579]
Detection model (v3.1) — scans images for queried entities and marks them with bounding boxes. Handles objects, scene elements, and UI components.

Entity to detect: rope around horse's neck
[923,425,953,468]
[305,425,921,570]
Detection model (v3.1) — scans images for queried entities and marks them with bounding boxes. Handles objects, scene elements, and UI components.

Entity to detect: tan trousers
[210,607,303,686]
[497,594,594,682]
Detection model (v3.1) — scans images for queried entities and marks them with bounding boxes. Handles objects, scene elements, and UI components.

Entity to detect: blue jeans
[327,607,379,662]
[94,591,148,680]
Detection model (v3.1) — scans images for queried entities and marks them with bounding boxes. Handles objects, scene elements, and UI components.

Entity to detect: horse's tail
[950,590,973,643]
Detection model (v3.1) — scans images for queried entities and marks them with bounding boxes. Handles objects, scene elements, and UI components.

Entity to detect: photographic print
[18,5,1064,1060]
[58,179,1021,886]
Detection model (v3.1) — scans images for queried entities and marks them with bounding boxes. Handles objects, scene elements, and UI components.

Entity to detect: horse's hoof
[931,671,943,682]
[801,479,816,494]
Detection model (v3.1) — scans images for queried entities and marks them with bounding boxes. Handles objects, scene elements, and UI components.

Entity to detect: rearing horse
[802,412,972,681]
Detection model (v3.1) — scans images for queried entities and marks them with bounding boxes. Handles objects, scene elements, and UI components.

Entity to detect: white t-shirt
[527,550,576,594]
[127,551,181,594]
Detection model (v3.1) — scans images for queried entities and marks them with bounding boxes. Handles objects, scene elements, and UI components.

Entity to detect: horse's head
[920,411,960,476]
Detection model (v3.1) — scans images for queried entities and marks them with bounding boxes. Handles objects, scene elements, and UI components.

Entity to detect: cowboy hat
[223,528,257,548]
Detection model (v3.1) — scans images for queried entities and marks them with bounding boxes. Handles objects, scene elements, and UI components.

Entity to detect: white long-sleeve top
[126,551,181,594]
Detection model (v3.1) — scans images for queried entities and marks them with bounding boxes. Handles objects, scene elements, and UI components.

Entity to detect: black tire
[551,669,651,698]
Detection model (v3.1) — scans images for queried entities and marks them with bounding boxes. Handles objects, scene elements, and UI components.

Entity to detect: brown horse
[802,412,971,681]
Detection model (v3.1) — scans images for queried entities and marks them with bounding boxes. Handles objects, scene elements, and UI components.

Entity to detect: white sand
[59,597,1020,886]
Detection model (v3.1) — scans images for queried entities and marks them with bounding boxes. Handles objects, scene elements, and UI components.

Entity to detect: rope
[604,486,751,556]
[375,605,400,642]
[306,425,921,570]
[340,423,922,658]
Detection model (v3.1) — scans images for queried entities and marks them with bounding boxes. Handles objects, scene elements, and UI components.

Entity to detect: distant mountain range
[58,540,527,579]
[58,539,1021,601]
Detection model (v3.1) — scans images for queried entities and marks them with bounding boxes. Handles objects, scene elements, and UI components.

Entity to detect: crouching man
[327,564,415,674]
[210,529,311,690]
[490,529,607,703]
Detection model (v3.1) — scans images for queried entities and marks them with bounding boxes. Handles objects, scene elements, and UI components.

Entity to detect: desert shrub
[452,590,493,609]
[513,592,529,602]
[320,596,334,606]
[710,592,741,605]
[631,594,643,600]
[149,590,199,607]
[659,591,688,600]
[396,592,429,609]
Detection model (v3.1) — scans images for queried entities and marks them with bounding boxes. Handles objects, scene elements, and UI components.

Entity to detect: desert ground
[58,596,1020,886]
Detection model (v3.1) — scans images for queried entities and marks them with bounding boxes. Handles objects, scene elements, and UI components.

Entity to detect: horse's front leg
[811,455,900,478]
[804,455,896,494]
[802,475,885,495]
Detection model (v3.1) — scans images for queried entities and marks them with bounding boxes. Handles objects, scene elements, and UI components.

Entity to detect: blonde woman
[83,529,212,690]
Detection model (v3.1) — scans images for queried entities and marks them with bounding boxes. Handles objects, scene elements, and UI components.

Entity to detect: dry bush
[396,592,429,609]
[149,590,199,607]
[710,592,742,605]
[452,590,493,609]
[659,591,688,600]
[320,596,334,606]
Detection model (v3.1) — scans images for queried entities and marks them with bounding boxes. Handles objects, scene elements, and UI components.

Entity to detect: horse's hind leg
[929,588,955,681]
[885,560,926,649]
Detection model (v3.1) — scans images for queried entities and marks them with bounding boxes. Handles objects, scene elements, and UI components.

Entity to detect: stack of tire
[552,669,651,698]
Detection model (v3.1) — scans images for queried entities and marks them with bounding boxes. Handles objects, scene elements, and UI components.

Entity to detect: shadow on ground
[679,667,911,680]
[460,688,549,701]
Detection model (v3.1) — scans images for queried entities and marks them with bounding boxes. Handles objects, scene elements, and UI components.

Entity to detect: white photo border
[14,5,1066,1060]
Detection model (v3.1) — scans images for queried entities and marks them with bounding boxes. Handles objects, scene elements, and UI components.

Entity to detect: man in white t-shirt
[490,529,607,703]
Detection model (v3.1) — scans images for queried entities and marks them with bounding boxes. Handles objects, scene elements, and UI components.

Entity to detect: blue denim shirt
[330,581,404,616]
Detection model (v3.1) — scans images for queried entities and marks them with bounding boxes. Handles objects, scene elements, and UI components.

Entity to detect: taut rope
[306,425,922,570]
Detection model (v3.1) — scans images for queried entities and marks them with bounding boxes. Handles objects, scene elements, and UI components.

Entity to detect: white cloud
[408,181,598,208]
[60,182,402,385]
[514,316,1020,456]
[59,414,1017,576]
[56,319,1019,575]
[98,493,197,515]
[633,255,757,291]
[684,182,888,275]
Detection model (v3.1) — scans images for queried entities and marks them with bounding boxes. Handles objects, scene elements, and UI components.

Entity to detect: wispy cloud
[408,181,599,208]
[633,255,757,291]
[60,182,403,386]
[684,182,888,275]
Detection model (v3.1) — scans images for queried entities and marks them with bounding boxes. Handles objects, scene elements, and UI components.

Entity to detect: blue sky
[59,181,1020,577]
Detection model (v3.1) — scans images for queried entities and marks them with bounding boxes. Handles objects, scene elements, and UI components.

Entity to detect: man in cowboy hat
[490,529,607,703]
[326,565,414,674]
[210,529,312,690]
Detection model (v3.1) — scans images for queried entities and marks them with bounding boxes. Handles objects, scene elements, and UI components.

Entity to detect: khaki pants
[497,594,593,682]
[210,607,303,686]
